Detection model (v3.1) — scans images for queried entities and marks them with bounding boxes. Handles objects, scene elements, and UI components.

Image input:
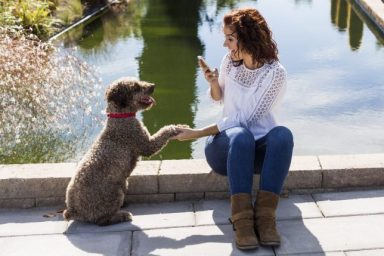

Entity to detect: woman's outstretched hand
[172,124,219,141]
[172,126,200,141]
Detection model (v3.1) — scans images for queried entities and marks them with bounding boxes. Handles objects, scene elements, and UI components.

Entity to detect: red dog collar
[107,112,136,118]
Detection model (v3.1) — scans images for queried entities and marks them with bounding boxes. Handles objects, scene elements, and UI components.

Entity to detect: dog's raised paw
[176,124,190,129]
[163,125,181,136]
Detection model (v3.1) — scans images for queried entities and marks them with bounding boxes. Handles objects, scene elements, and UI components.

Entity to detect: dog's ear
[106,85,131,108]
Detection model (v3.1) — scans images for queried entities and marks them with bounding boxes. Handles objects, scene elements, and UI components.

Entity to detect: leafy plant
[0,0,87,39]
[0,0,61,39]
[54,0,83,25]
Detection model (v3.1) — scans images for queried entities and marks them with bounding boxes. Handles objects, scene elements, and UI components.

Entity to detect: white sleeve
[216,64,287,132]
[217,113,244,132]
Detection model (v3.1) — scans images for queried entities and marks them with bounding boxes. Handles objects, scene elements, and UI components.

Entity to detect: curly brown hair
[223,8,278,66]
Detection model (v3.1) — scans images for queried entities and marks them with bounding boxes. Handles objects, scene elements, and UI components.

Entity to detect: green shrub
[0,0,88,39]
[55,0,83,25]
[0,0,61,39]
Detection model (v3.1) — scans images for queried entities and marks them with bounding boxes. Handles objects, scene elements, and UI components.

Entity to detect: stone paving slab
[194,199,230,226]
[66,201,195,234]
[0,198,36,208]
[319,154,384,170]
[297,253,345,256]
[131,224,274,256]
[280,253,345,256]
[346,249,384,255]
[125,193,175,204]
[194,195,323,226]
[127,161,161,195]
[0,163,74,199]
[276,194,324,220]
[284,156,323,190]
[320,154,384,188]
[159,159,228,193]
[0,163,76,178]
[0,232,131,256]
[313,189,384,217]
[1,189,384,255]
[276,214,384,255]
[0,207,67,237]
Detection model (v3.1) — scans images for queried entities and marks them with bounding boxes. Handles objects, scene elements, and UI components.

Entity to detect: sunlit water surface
[2,0,383,163]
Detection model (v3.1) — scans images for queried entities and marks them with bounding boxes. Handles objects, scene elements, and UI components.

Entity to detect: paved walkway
[1,189,384,255]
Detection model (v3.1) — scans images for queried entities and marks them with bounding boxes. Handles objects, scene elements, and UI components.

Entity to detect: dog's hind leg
[96,210,133,226]
[122,180,129,194]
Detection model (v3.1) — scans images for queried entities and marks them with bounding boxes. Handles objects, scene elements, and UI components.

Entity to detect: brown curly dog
[64,77,182,226]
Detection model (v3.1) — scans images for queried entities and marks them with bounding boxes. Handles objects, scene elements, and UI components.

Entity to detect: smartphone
[197,56,212,72]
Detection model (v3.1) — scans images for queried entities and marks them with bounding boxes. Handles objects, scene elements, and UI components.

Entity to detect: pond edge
[48,4,110,43]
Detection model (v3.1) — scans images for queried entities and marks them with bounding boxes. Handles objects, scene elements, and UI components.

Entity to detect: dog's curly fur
[63,77,181,226]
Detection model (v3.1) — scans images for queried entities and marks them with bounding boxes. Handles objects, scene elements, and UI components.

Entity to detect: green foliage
[0,0,86,39]
[55,0,83,25]
[0,0,60,39]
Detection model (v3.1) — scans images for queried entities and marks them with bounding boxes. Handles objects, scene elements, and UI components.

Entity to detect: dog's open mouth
[139,96,155,106]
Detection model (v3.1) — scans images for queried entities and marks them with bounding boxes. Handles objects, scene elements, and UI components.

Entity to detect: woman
[174,8,294,250]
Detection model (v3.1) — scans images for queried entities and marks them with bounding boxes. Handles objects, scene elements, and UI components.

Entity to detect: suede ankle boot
[254,190,281,246]
[229,193,259,250]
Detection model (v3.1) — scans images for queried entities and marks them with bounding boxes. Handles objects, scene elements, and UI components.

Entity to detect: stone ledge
[320,154,384,188]
[0,153,383,208]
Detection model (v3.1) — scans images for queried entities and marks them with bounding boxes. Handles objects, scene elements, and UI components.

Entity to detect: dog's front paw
[174,124,190,135]
[176,124,190,129]
[163,124,182,137]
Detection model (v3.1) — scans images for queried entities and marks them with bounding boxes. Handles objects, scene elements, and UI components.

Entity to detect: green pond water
[2,0,384,163]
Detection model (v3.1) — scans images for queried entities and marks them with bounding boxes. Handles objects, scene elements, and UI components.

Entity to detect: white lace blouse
[211,53,287,140]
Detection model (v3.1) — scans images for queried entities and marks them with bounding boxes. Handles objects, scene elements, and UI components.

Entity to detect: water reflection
[333,0,384,48]
[348,3,363,50]
[331,0,364,51]
[62,0,145,53]
[138,0,204,159]
[334,0,348,31]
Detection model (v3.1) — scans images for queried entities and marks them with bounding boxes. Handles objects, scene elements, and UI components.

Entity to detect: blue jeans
[205,126,294,195]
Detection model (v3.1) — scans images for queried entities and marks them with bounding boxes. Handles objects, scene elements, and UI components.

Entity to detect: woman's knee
[268,126,294,149]
[205,150,227,176]
[226,127,255,148]
[205,134,228,176]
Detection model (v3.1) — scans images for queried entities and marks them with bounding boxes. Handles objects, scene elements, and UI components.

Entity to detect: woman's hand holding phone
[198,56,219,83]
